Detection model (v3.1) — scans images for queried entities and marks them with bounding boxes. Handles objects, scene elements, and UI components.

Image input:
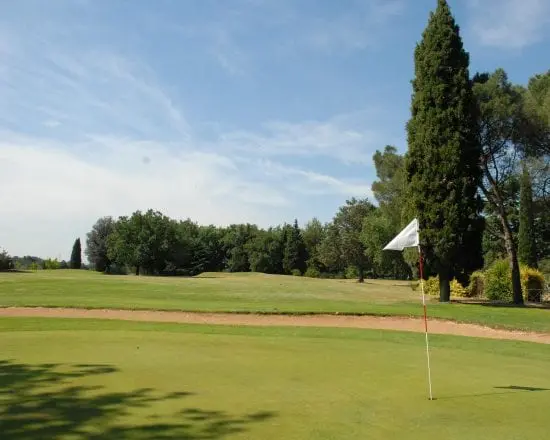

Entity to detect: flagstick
[418,245,434,401]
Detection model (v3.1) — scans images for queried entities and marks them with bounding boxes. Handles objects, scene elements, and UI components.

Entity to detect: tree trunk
[357,266,365,283]
[135,265,140,276]
[438,270,451,302]
[500,216,524,305]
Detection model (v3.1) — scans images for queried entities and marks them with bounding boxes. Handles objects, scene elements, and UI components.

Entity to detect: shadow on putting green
[435,385,550,401]
[0,359,277,439]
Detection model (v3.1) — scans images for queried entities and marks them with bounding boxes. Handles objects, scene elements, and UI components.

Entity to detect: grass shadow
[0,359,276,439]
[437,385,550,401]
[449,298,550,310]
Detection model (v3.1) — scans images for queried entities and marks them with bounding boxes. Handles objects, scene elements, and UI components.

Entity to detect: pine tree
[282,220,307,274]
[518,163,538,268]
[70,238,82,269]
[405,0,483,302]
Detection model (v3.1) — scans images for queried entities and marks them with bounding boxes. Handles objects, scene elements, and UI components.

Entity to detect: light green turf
[1,317,550,439]
[1,270,550,332]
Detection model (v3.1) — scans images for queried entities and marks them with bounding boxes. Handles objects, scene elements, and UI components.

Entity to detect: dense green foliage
[85,216,115,272]
[69,238,82,269]
[482,259,546,302]
[405,0,483,301]
[484,260,513,301]
[473,69,550,304]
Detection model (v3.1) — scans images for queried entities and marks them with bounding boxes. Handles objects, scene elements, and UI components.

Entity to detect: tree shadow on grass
[0,359,276,439]
[436,385,550,401]
[449,298,550,309]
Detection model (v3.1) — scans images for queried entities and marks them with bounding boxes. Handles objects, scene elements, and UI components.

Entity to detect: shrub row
[423,259,546,302]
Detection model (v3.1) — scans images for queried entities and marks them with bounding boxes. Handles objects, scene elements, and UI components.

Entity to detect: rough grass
[1,270,550,333]
[1,317,550,439]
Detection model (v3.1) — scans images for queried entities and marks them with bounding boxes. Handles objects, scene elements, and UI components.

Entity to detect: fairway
[2,317,550,439]
[1,270,550,333]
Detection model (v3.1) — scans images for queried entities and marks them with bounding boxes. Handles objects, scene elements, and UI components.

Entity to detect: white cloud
[467,0,550,49]
[0,132,376,260]
[0,134,290,260]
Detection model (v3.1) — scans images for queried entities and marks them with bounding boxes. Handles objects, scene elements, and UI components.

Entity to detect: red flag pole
[418,245,434,400]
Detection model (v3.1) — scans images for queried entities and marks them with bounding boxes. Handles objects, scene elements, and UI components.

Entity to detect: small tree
[70,238,82,269]
[0,248,13,271]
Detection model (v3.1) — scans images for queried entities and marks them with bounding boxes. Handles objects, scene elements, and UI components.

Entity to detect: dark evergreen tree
[282,220,306,274]
[70,238,82,269]
[518,163,538,267]
[333,198,376,282]
[405,0,483,301]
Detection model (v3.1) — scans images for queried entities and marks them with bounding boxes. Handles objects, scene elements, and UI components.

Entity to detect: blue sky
[1,0,549,260]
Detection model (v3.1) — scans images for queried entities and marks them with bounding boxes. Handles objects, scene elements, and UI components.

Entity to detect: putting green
[1,317,549,439]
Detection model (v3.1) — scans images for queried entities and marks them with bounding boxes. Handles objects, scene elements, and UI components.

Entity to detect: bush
[42,258,61,270]
[424,277,439,296]
[450,279,468,297]
[467,271,485,298]
[423,276,467,297]
[485,259,512,301]
[105,264,128,275]
[520,265,545,302]
[345,266,358,280]
[304,267,321,278]
[291,269,302,277]
[483,259,546,302]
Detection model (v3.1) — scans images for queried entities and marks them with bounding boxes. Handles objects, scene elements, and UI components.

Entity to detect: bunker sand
[2,306,550,344]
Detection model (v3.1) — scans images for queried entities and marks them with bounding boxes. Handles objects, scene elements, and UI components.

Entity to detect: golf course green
[2,317,549,439]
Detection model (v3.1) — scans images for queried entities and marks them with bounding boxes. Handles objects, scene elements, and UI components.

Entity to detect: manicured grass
[1,317,550,439]
[1,270,550,332]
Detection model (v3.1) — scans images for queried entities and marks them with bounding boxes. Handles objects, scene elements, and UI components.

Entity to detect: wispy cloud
[466,0,550,49]
[217,115,386,164]
[298,0,405,53]
[259,160,373,197]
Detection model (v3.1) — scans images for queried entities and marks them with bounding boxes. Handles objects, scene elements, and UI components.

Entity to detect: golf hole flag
[383,218,419,251]
[383,218,433,401]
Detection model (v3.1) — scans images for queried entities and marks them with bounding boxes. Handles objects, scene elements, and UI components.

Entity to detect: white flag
[383,218,419,251]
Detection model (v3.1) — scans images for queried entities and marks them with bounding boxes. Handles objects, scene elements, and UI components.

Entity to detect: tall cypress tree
[518,163,538,267]
[70,238,82,269]
[405,0,483,301]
